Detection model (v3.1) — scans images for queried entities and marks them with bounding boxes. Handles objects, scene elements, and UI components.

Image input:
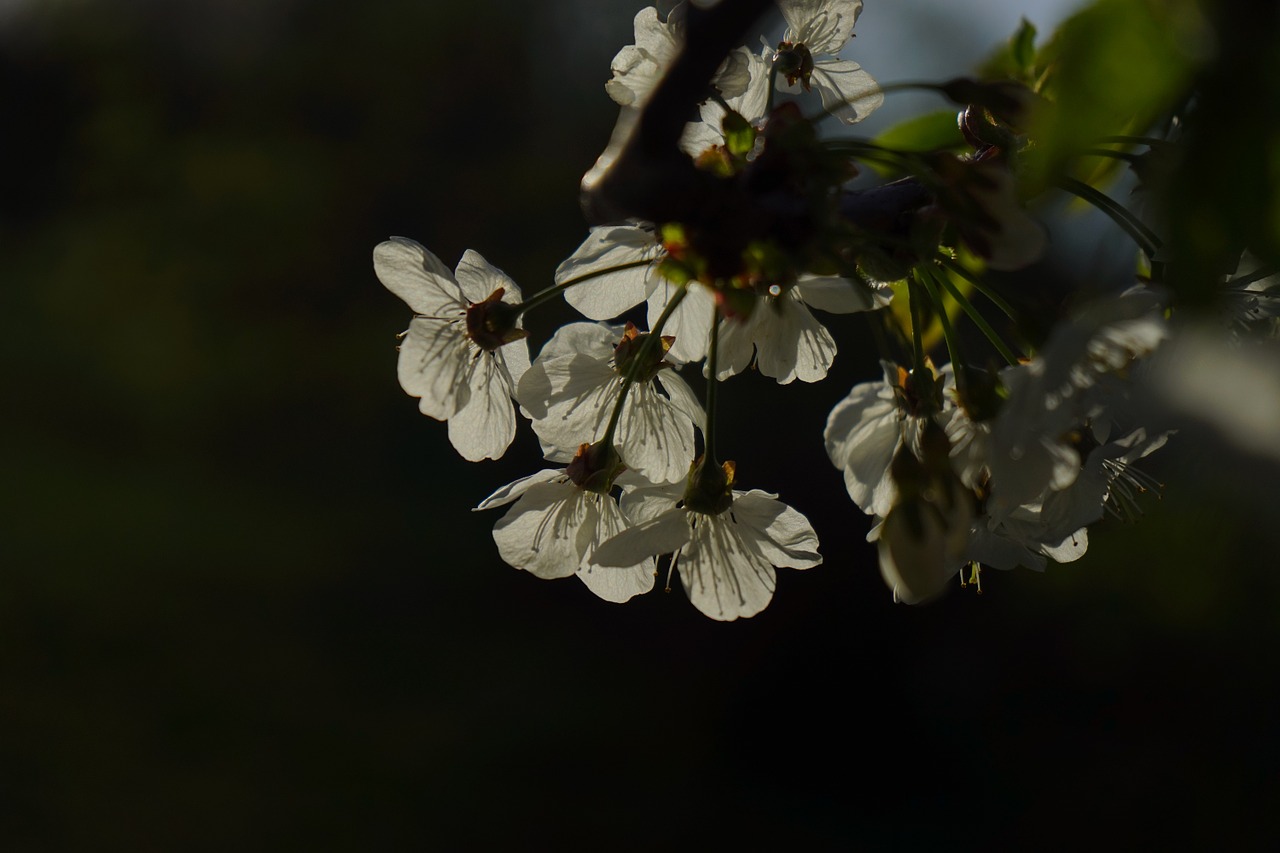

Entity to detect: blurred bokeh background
[5,0,1279,848]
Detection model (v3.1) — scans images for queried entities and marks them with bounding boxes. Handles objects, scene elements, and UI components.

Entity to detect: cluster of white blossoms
[375,1,1267,617]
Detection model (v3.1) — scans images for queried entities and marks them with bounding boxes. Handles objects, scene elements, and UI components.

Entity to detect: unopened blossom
[375,238,530,461]
[873,422,974,604]
[716,275,893,384]
[764,0,882,124]
[592,465,821,621]
[517,322,704,484]
[606,3,753,108]
[476,465,655,604]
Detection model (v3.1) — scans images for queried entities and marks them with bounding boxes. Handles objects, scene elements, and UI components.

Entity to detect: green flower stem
[906,278,930,378]
[936,255,1018,321]
[1057,177,1162,259]
[1097,135,1170,148]
[821,139,930,173]
[916,267,968,398]
[514,259,654,317]
[931,263,1020,365]
[599,285,689,452]
[1081,147,1143,166]
[704,306,721,466]
[871,80,946,96]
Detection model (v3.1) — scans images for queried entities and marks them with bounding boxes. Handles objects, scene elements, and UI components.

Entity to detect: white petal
[576,497,656,603]
[654,369,706,432]
[795,275,892,313]
[811,60,883,124]
[447,353,518,461]
[495,337,531,394]
[525,362,618,456]
[615,380,698,483]
[557,226,661,321]
[475,468,566,511]
[824,378,903,515]
[454,249,523,305]
[374,237,467,317]
[988,436,1081,512]
[592,508,692,567]
[714,312,758,380]
[964,522,1047,572]
[730,491,822,569]
[648,281,715,365]
[396,317,471,419]
[618,481,685,525]
[679,513,777,621]
[779,0,863,55]
[753,292,837,384]
[1040,527,1089,564]
[727,50,772,121]
[878,503,961,605]
[491,481,592,579]
[632,6,679,58]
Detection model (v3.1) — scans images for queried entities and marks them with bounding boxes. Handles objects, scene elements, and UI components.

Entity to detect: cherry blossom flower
[872,423,974,604]
[605,3,754,109]
[715,275,893,384]
[475,465,655,604]
[517,322,704,484]
[987,286,1167,509]
[375,238,530,461]
[764,0,882,124]
[824,360,944,517]
[592,466,821,621]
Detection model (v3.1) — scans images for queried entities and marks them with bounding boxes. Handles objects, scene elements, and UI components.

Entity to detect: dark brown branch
[580,0,774,225]
[579,0,936,271]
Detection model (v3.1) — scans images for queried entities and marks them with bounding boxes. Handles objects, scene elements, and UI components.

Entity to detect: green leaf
[1026,0,1202,193]
[1011,18,1038,76]
[977,17,1039,83]
[871,110,964,155]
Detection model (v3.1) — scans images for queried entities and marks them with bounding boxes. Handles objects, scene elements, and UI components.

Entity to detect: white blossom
[716,275,892,384]
[988,286,1167,509]
[375,238,530,461]
[592,475,821,621]
[824,361,940,516]
[476,469,655,603]
[606,4,753,109]
[764,0,882,124]
[517,322,704,484]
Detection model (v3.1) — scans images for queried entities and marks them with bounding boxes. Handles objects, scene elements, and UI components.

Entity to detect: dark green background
[4,0,1279,847]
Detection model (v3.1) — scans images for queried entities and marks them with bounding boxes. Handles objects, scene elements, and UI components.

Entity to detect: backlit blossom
[592,471,821,621]
[476,468,655,603]
[375,238,530,461]
[764,0,882,124]
[716,275,893,384]
[606,3,753,108]
[517,322,704,484]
